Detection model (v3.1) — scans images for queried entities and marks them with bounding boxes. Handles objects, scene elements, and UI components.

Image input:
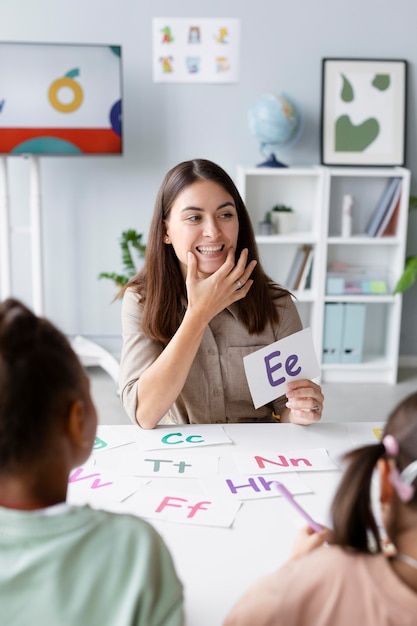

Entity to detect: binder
[341,304,366,364]
[322,303,344,363]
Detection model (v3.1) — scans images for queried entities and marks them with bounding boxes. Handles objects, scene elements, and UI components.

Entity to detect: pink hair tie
[383,434,399,456]
[389,467,415,503]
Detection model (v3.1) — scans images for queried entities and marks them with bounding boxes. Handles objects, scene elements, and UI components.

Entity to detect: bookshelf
[236,165,411,384]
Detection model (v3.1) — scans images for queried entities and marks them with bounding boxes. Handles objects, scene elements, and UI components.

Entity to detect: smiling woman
[118,159,324,429]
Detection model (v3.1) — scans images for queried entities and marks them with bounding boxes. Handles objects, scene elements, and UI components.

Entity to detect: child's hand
[289,525,332,561]
[185,247,256,323]
[285,379,324,425]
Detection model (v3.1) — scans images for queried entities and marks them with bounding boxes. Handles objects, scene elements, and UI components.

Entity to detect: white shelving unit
[236,165,411,384]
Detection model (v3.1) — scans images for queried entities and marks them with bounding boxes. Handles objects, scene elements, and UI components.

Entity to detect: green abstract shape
[12,137,82,155]
[372,74,390,91]
[65,68,80,79]
[340,74,354,102]
[110,46,121,57]
[335,115,379,152]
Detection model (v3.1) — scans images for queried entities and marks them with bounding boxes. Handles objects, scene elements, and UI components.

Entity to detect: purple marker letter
[264,351,285,387]
[285,354,301,377]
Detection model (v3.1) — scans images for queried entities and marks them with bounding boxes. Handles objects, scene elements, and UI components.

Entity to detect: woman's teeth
[196,245,224,254]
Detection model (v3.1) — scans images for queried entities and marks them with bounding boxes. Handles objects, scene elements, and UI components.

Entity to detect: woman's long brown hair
[121,159,288,344]
[331,391,417,553]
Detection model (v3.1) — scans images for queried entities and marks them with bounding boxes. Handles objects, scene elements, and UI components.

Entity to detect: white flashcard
[117,487,241,528]
[94,426,139,451]
[346,423,384,448]
[233,447,339,475]
[201,472,312,501]
[136,424,232,450]
[95,446,219,478]
[67,465,143,506]
[243,328,320,409]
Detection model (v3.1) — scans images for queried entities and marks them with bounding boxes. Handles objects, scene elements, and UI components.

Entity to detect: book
[365,178,401,237]
[297,247,314,290]
[375,182,402,236]
[293,245,312,290]
[381,199,400,236]
[286,246,308,290]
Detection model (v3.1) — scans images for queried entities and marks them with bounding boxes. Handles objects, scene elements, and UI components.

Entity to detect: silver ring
[235,279,243,290]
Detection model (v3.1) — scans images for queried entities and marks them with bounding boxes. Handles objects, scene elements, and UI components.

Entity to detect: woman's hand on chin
[185,247,257,323]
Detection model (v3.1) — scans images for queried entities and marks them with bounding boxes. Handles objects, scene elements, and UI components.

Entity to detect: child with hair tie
[224,392,417,625]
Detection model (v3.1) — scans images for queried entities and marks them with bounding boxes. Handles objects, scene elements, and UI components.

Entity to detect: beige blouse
[119,288,302,425]
[223,546,417,626]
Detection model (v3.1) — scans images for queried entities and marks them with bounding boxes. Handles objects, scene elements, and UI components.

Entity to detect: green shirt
[0,504,183,626]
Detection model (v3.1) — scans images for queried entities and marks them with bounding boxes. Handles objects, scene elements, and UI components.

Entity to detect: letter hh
[226,478,261,494]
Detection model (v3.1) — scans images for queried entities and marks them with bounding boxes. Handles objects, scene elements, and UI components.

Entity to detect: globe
[248,93,301,167]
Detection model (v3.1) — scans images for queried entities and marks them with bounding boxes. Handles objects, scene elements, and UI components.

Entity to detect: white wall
[1,0,416,356]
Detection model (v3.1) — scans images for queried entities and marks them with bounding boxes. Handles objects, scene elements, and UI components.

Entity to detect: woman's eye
[220,212,234,219]
[186,215,201,223]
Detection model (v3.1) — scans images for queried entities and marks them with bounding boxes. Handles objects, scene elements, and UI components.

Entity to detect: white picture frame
[321,58,407,166]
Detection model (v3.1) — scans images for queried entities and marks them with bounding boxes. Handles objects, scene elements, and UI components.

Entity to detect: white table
[97,421,383,626]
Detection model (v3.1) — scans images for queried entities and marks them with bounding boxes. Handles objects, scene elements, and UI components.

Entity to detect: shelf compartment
[322,357,396,384]
[325,295,396,303]
[327,236,399,245]
[327,173,405,238]
[256,233,317,244]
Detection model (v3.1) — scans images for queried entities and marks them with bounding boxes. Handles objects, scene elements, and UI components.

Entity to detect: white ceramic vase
[271,211,295,234]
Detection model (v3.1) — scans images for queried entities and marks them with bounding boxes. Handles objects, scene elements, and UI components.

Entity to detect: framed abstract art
[321,58,407,166]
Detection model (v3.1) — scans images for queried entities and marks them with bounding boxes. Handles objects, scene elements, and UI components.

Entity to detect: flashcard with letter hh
[201,472,312,501]
[243,328,320,409]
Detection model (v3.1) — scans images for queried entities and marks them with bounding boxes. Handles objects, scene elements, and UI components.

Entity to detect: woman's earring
[164,235,170,244]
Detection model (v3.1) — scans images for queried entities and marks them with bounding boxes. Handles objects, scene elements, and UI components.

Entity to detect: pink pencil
[274,481,323,533]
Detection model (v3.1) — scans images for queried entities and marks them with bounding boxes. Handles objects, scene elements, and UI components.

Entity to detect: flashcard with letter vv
[243,328,320,409]
[67,465,144,506]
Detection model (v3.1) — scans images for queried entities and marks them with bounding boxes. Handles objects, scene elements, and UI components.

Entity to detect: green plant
[394,195,417,294]
[271,203,293,212]
[98,229,146,287]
